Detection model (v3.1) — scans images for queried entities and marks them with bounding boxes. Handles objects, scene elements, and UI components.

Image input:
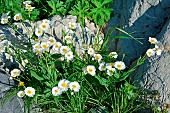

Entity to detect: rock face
[108,0,170,110]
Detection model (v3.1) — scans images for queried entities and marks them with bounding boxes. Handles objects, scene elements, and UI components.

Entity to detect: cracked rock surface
[108,0,170,110]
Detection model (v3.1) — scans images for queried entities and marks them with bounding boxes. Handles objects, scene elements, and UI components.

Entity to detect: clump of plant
[0,10,162,112]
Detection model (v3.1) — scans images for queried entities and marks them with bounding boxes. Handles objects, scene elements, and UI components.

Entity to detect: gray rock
[0,73,24,113]
[107,0,170,65]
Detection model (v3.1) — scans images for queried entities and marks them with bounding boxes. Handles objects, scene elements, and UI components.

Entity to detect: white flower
[146,49,155,57]
[14,13,22,21]
[17,91,25,98]
[109,52,118,58]
[1,18,9,24]
[41,42,49,51]
[39,22,50,31]
[24,87,35,97]
[33,48,43,55]
[1,12,10,19]
[42,19,50,25]
[88,48,95,56]
[52,42,62,51]
[1,40,8,46]
[59,46,71,55]
[68,22,77,29]
[64,26,74,34]
[98,62,106,71]
[10,69,21,77]
[58,79,70,91]
[114,61,126,70]
[23,1,31,5]
[82,67,88,74]
[148,37,158,44]
[87,65,96,76]
[81,43,88,50]
[64,36,72,44]
[65,51,74,61]
[48,37,56,46]
[0,43,5,53]
[52,86,62,96]
[153,45,162,56]
[0,34,5,40]
[35,28,43,37]
[107,68,116,76]
[25,4,35,11]
[69,81,80,92]
[33,43,40,49]
[94,54,102,61]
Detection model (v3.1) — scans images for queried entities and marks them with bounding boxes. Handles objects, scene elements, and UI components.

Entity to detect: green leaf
[30,70,44,81]
[94,75,108,87]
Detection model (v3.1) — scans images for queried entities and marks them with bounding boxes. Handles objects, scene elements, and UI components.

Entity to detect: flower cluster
[0,34,8,53]
[146,37,162,57]
[52,79,80,96]
[23,1,35,11]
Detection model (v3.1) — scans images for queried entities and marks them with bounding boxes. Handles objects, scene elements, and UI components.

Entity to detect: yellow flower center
[95,55,99,59]
[16,15,20,20]
[50,39,54,43]
[67,54,71,57]
[13,71,19,76]
[3,19,8,23]
[42,24,46,29]
[36,50,41,54]
[66,38,70,41]
[0,35,4,40]
[110,62,114,67]
[37,30,42,34]
[63,48,68,53]
[148,52,152,55]
[61,83,67,88]
[35,39,39,42]
[55,89,59,93]
[117,64,122,69]
[27,90,32,95]
[70,24,74,29]
[72,85,77,89]
[42,44,48,49]
[88,68,93,73]
[19,82,24,86]
[20,93,24,97]
[55,45,59,48]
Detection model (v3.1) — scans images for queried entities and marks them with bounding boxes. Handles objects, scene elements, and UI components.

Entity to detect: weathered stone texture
[108,0,170,109]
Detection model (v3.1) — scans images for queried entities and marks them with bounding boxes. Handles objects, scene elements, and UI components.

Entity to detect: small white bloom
[35,28,43,37]
[58,79,70,91]
[69,81,80,92]
[65,51,74,61]
[68,22,77,29]
[109,52,118,58]
[64,26,74,34]
[107,68,116,76]
[39,22,50,31]
[24,87,35,97]
[1,40,8,46]
[81,43,88,50]
[33,48,43,55]
[94,54,102,61]
[10,69,21,77]
[1,18,9,24]
[41,42,49,51]
[98,62,106,71]
[148,37,158,44]
[154,45,162,56]
[52,42,62,51]
[146,49,155,57]
[25,4,35,11]
[42,19,50,25]
[82,67,88,74]
[59,46,71,55]
[33,43,40,49]
[17,91,25,98]
[0,34,5,40]
[1,12,10,19]
[114,61,126,70]
[52,86,62,96]
[14,13,22,21]
[88,48,95,56]
[87,65,96,76]
[47,37,56,46]
[64,36,72,44]
[23,1,31,5]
